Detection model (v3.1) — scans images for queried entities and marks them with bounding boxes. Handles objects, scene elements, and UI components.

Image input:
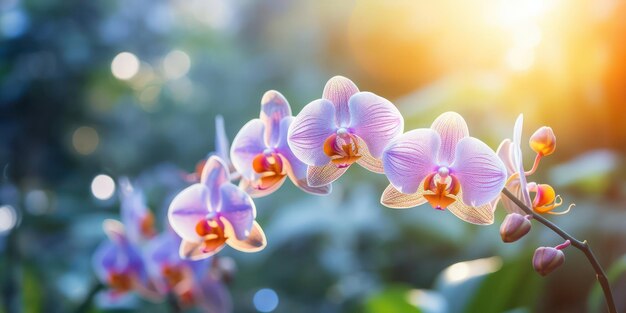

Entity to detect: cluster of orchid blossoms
[166,75,575,281]
[93,178,234,312]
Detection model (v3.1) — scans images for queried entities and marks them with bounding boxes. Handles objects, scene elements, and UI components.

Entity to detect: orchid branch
[501,188,617,313]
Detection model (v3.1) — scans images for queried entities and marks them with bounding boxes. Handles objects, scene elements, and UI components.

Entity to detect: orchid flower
[496,114,573,215]
[287,76,404,187]
[144,231,232,312]
[231,90,331,197]
[92,219,160,300]
[118,177,156,242]
[191,115,234,182]
[168,155,266,261]
[380,112,507,225]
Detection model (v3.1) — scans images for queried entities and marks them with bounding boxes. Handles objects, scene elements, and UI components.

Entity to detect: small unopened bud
[533,240,569,276]
[500,213,532,243]
[529,126,556,156]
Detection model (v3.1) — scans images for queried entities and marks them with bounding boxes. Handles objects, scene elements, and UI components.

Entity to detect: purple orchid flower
[92,219,160,300]
[287,76,404,187]
[144,231,233,313]
[494,114,532,214]
[118,177,156,242]
[380,112,507,225]
[168,155,266,261]
[231,90,331,197]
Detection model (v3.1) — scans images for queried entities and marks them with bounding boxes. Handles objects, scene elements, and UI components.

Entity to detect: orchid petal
[103,219,127,244]
[355,136,384,173]
[118,178,153,242]
[225,221,267,253]
[382,129,440,194]
[217,184,255,240]
[307,163,349,187]
[451,137,507,207]
[200,156,230,209]
[168,184,210,242]
[513,114,533,207]
[196,275,233,313]
[447,196,495,225]
[496,139,516,175]
[430,111,469,165]
[322,75,359,126]
[92,240,120,284]
[288,99,337,166]
[500,179,525,214]
[238,176,286,198]
[380,184,427,209]
[276,117,331,195]
[231,119,267,180]
[214,115,231,165]
[348,92,403,158]
[260,90,291,147]
[179,239,224,261]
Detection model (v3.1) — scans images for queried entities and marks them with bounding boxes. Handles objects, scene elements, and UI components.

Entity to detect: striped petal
[260,90,292,147]
[179,239,224,261]
[288,99,337,166]
[380,184,427,209]
[230,119,267,181]
[451,137,507,207]
[322,75,359,127]
[430,112,469,166]
[307,163,349,187]
[382,129,440,194]
[355,136,384,173]
[348,92,404,158]
[168,184,210,242]
[277,117,331,195]
[446,193,495,225]
[217,184,255,241]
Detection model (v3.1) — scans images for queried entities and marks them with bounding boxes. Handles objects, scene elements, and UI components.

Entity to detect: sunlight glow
[442,256,502,284]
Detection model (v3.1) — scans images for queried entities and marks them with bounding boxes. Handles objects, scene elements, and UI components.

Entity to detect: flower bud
[500,213,532,243]
[529,126,556,156]
[533,246,565,276]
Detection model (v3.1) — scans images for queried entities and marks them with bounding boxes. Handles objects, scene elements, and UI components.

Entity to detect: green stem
[73,282,104,313]
[501,188,617,313]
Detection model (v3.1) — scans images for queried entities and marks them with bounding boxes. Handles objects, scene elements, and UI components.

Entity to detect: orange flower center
[161,263,185,288]
[422,171,461,210]
[195,219,228,253]
[140,211,156,238]
[108,271,133,292]
[529,183,573,215]
[323,130,361,168]
[252,151,286,190]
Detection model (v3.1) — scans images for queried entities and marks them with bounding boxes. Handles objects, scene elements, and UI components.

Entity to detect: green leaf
[463,255,541,313]
[364,285,423,313]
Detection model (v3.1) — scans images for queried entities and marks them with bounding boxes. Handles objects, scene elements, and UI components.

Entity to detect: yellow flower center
[323,130,361,168]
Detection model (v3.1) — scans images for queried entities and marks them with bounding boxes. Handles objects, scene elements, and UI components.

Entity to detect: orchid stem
[501,188,616,313]
[73,282,103,313]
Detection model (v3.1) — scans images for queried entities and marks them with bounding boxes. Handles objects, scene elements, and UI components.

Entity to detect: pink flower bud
[500,213,532,243]
[529,126,556,156]
[533,246,565,276]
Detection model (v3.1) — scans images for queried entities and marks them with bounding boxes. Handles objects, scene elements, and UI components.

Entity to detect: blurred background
[1,0,625,312]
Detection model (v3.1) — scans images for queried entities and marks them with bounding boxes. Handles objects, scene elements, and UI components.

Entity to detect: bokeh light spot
[253,288,279,312]
[0,205,17,233]
[91,174,116,200]
[72,126,99,155]
[163,50,191,80]
[25,189,49,215]
[111,52,140,80]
